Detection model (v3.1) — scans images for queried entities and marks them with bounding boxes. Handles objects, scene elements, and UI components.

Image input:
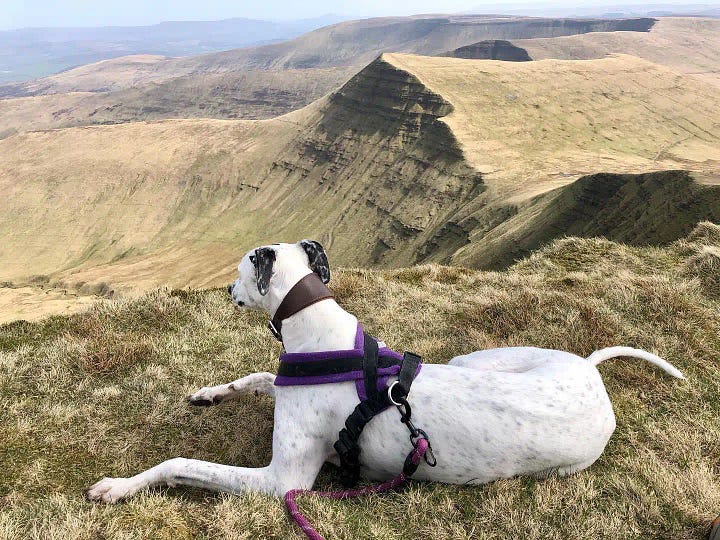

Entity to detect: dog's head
[228,240,330,313]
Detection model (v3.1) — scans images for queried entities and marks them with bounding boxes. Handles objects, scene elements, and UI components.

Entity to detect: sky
[1,0,714,30]
[4,0,471,29]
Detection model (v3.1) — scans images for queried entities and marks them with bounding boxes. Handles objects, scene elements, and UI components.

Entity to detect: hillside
[1,52,719,316]
[0,15,659,135]
[467,171,720,269]
[442,40,532,61]
[0,66,356,138]
[515,17,720,87]
[0,16,347,84]
[0,55,171,97]
[1,225,718,538]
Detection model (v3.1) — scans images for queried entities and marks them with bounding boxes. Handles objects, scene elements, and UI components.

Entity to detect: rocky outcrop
[255,56,485,267]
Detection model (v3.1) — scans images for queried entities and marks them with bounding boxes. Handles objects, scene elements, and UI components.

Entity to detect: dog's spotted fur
[87,241,684,503]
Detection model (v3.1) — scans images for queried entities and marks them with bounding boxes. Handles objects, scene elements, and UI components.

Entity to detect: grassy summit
[1,223,719,539]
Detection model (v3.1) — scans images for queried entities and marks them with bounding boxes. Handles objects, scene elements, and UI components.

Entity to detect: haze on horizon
[2,0,717,30]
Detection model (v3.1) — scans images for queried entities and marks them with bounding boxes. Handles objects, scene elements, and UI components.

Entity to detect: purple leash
[285,438,430,540]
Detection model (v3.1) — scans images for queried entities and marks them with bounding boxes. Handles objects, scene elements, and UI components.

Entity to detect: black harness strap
[395,352,421,398]
[277,355,400,378]
[333,333,421,488]
[362,333,379,401]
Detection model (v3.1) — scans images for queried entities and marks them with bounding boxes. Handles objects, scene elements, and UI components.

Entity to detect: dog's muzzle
[228,284,245,306]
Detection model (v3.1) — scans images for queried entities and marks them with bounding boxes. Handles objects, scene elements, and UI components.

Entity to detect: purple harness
[273,322,435,540]
[274,322,420,402]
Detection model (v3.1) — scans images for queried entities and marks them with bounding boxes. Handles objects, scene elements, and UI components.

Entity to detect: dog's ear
[300,240,330,284]
[252,247,276,296]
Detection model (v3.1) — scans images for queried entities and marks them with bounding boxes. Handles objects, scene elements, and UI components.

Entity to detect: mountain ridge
[1,52,719,311]
[0,15,668,138]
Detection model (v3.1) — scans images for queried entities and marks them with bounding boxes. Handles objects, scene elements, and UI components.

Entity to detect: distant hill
[442,40,532,60]
[1,52,718,299]
[0,15,659,135]
[0,15,348,84]
[514,17,720,87]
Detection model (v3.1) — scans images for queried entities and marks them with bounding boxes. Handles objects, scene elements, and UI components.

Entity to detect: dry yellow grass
[2,52,719,320]
[1,223,718,539]
[386,52,720,199]
[518,18,720,88]
[0,286,98,324]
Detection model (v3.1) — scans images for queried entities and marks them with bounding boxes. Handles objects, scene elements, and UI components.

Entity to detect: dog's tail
[586,347,685,379]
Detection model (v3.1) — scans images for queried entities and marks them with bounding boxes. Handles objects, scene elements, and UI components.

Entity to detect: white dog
[87,240,684,503]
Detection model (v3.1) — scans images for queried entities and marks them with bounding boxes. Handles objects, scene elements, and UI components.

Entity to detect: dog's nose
[227,284,233,295]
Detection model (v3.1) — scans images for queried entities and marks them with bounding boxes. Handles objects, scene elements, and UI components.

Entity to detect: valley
[1,15,719,322]
[1,47,718,320]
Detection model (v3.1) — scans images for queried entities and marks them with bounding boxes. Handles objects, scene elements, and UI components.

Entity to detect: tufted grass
[1,223,719,539]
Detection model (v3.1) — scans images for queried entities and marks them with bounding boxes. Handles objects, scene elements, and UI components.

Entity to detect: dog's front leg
[188,371,276,406]
[86,430,326,503]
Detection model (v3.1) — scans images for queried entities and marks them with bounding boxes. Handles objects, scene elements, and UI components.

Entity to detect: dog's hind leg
[188,372,276,406]
[531,457,599,479]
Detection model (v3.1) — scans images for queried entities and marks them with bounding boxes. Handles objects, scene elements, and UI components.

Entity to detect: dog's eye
[249,255,256,264]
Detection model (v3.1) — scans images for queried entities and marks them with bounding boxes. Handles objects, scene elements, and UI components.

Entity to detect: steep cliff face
[214,56,485,267]
[539,171,720,245]
[456,171,720,269]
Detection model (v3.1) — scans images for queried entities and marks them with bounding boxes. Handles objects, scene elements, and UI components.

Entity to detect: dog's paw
[86,477,137,504]
[187,386,226,407]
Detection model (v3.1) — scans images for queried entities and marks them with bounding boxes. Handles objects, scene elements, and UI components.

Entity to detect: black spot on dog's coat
[300,239,331,284]
[254,247,277,295]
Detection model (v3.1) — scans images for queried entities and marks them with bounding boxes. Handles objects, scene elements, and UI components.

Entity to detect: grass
[1,223,719,539]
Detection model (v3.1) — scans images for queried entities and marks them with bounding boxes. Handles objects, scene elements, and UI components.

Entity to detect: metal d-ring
[387,381,404,406]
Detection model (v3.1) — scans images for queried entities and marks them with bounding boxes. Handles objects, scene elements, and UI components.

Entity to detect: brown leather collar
[269,273,334,341]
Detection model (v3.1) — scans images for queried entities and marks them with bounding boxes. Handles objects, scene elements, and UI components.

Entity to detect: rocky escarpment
[522,17,655,35]
[461,170,720,269]
[444,40,532,61]
[539,170,720,244]
[250,55,485,266]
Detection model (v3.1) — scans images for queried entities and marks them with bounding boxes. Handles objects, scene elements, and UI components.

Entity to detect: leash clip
[387,380,406,406]
[409,429,437,468]
[388,383,437,468]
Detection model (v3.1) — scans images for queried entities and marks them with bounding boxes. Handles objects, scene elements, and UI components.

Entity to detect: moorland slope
[1,52,719,316]
[1,224,718,538]
[516,17,720,87]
